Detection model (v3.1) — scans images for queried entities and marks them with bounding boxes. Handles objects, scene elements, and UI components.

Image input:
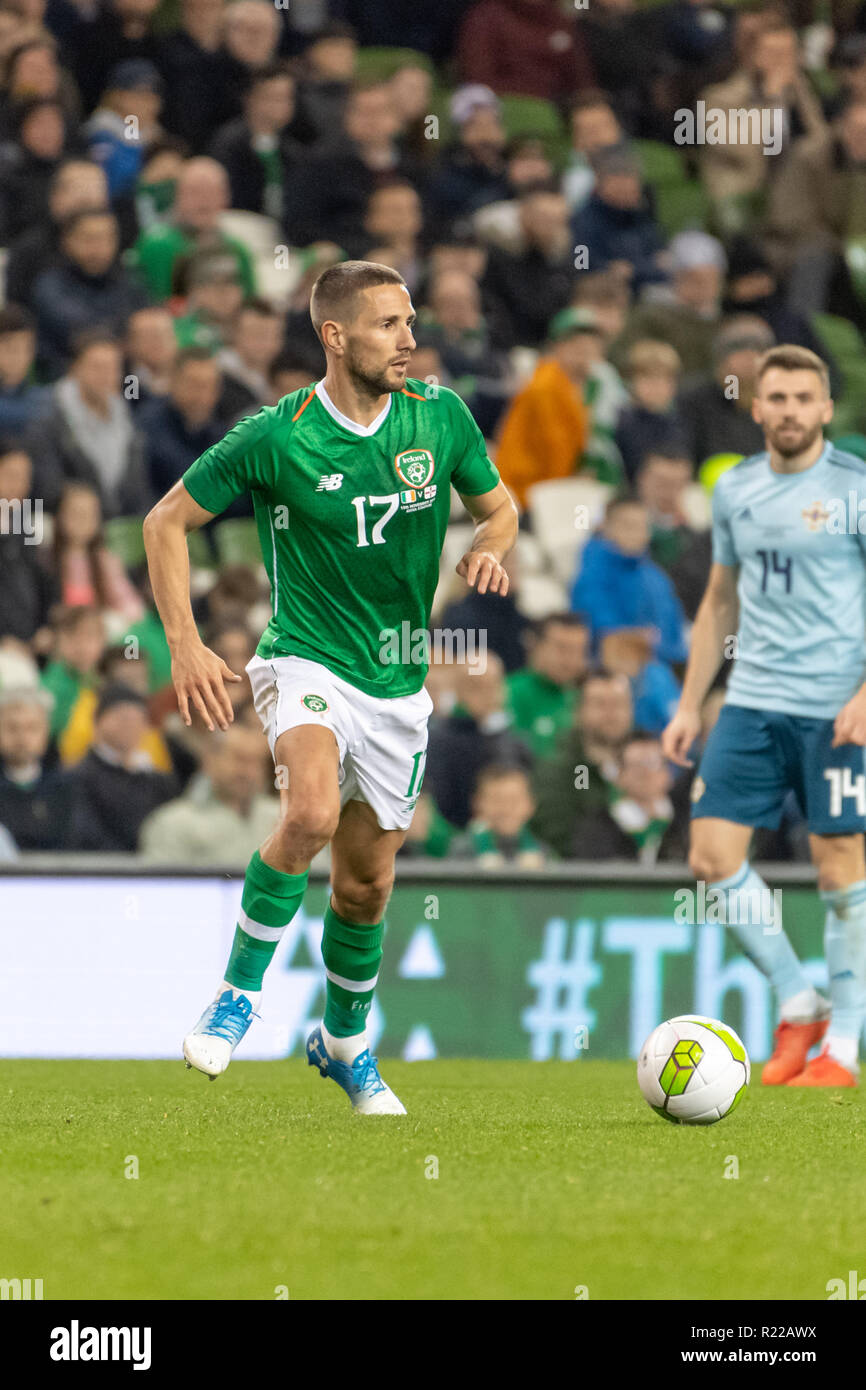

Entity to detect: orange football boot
[787,1046,858,1087]
[761,1017,829,1085]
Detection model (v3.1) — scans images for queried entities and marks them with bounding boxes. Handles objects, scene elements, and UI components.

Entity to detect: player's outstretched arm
[456,481,519,594]
[142,481,243,733]
[662,563,739,767]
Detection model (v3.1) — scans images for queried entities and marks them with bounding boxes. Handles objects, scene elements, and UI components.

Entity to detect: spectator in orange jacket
[494,306,603,510]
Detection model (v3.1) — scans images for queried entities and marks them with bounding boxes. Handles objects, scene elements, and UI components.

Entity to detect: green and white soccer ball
[637,1015,750,1125]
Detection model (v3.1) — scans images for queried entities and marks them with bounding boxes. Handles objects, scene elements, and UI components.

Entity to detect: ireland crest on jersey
[395,448,435,489]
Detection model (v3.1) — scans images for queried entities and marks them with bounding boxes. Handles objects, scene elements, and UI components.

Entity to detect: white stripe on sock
[325,967,379,992]
[238,910,285,943]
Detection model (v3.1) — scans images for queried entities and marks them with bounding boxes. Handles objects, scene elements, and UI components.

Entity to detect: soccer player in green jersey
[143,261,518,1112]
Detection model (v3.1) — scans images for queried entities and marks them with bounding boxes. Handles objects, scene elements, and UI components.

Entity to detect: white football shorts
[246,653,433,831]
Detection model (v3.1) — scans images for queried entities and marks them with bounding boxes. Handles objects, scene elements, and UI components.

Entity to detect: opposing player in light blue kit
[663,345,866,1086]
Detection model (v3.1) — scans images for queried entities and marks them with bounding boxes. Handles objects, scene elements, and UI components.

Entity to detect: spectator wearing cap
[292,22,357,147]
[67,682,178,851]
[282,80,424,256]
[130,157,256,302]
[562,90,626,216]
[84,60,164,199]
[0,687,77,851]
[677,315,774,465]
[138,346,223,500]
[615,339,687,484]
[139,722,278,864]
[571,144,667,294]
[209,63,304,219]
[495,307,611,510]
[482,182,576,350]
[171,249,245,352]
[610,230,727,385]
[4,158,109,308]
[428,86,510,234]
[698,17,827,234]
[0,305,52,435]
[456,0,595,104]
[26,332,150,518]
[30,208,151,380]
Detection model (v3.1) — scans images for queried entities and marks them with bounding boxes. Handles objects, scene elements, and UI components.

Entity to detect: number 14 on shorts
[825,766,866,816]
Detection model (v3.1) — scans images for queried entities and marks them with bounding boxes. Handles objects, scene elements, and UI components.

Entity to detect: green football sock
[321,901,384,1037]
[224,850,309,992]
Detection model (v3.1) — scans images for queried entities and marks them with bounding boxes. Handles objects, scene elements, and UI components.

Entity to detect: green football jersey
[181,379,500,697]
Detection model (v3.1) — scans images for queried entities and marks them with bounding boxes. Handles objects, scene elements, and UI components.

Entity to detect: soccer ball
[637,1015,750,1125]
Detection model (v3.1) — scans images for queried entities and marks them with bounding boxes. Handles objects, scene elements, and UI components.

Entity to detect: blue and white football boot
[183,987,259,1079]
[306,1025,406,1114]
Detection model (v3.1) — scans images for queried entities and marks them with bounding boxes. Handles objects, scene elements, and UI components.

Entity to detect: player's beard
[766,419,824,458]
[344,344,406,398]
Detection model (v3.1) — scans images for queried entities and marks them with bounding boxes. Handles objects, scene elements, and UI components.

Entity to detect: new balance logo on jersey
[736,506,753,521]
[316,474,344,491]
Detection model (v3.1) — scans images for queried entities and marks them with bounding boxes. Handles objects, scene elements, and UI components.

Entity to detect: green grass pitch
[2,1059,864,1301]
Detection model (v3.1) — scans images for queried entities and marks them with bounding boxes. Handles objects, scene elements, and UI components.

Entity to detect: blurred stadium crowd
[0,0,862,867]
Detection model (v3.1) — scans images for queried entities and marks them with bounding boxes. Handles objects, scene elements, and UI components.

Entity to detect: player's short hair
[309,260,407,344]
[755,345,830,397]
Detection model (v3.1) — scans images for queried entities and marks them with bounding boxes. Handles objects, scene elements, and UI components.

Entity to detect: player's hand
[171,641,243,732]
[457,550,508,595]
[661,707,701,768]
[832,689,866,747]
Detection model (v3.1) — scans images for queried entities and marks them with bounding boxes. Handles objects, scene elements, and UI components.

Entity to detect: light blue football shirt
[712,441,866,717]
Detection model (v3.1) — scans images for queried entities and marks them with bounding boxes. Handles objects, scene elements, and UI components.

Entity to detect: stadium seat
[680,482,711,530]
[187,528,215,572]
[527,476,612,586]
[431,521,475,619]
[498,94,569,166]
[213,519,261,568]
[632,139,709,237]
[353,47,434,81]
[844,236,866,308]
[812,313,866,435]
[516,572,568,619]
[103,516,146,570]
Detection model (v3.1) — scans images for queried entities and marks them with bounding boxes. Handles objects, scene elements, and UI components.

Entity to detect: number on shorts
[825,766,866,817]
